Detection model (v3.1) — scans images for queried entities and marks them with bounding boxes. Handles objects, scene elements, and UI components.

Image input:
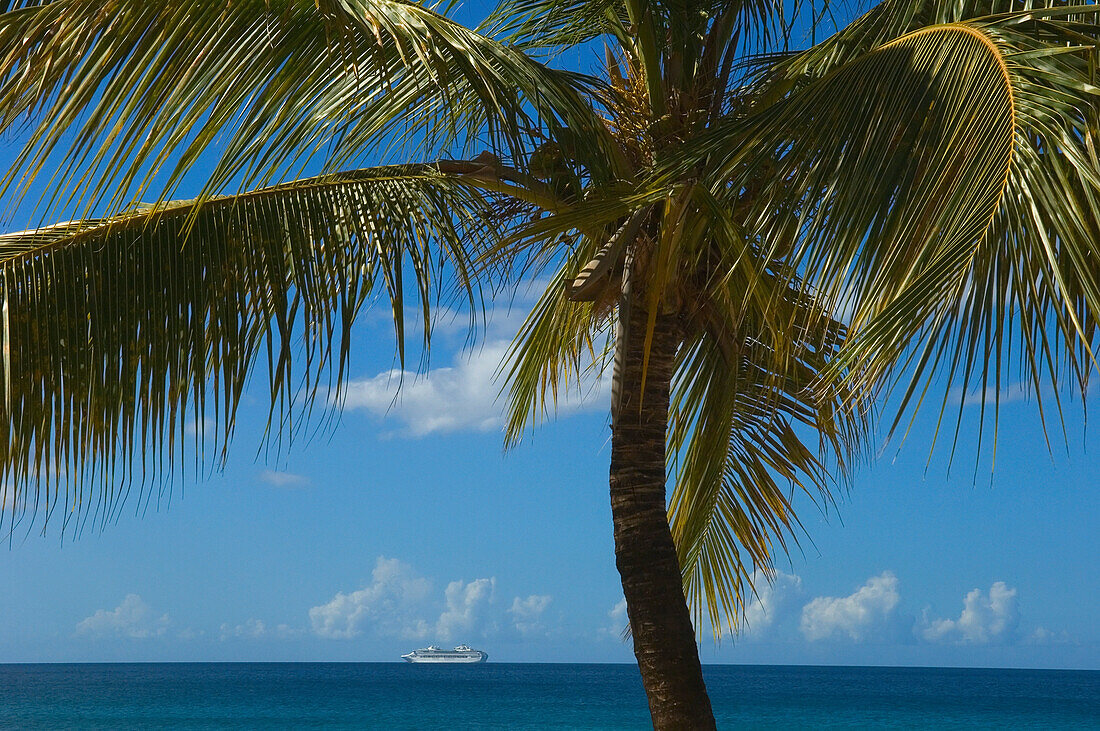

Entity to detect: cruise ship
[401,645,488,663]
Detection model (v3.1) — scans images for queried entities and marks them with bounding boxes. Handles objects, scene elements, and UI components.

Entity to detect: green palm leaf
[687,14,1100,453]
[503,264,613,444]
[669,276,863,637]
[0,166,500,534]
[481,0,628,51]
[0,0,614,217]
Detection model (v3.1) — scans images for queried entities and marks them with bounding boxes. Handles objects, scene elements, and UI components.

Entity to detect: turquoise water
[0,663,1096,729]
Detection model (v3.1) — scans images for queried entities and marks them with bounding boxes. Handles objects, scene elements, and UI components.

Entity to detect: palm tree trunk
[610,303,716,729]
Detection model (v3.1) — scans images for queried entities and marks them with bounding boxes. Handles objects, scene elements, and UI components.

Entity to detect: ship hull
[401,651,488,664]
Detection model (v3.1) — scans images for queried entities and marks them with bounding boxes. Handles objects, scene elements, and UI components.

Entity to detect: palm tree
[2,0,1100,726]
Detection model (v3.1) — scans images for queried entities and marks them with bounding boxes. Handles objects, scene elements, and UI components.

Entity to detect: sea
[0,663,1096,729]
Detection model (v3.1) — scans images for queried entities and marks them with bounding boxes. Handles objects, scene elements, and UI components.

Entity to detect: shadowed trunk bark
[610,303,716,729]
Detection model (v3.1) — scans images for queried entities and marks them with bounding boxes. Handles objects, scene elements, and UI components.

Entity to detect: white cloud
[76,594,170,639]
[742,571,803,637]
[407,303,531,341]
[1028,627,1054,644]
[308,558,502,642]
[600,598,629,639]
[184,417,214,436]
[339,338,608,437]
[921,582,1019,644]
[437,578,496,641]
[220,618,267,640]
[0,484,20,512]
[219,619,298,640]
[800,572,900,642]
[339,342,510,436]
[509,594,552,636]
[1024,626,1072,645]
[309,557,433,639]
[258,470,310,488]
[384,284,551,342]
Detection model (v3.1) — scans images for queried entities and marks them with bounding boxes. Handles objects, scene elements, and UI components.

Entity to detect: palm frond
[496,190,656,441]
[481,0,628,51]
[0,166,501,536]
[0,0,47,11]
[684,16,1100,457]
[657,13,1100,623]
[668,270,865,638]
[502,264,614,444]
[0,0,617,218]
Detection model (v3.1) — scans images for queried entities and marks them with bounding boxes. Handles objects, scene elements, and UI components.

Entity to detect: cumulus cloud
[676,572,1043,649]
[340,342,509,436]
[219,619,298,640]
[309,558,503,642]
[339,339,608,437]
[309,557,433,639]
[76,594,170,639]
[401,303,530,341]
[0,484,20,512]
[509,595,552,636]
[600,598,629,639]
[1024,626,1072,645]
[742,571,803,637]
[437,578,496,641]
[258,470,310,488]
[220,619,267,640]
[800,572,901,642]
[184,416,214,436]
[921,582,1019,644]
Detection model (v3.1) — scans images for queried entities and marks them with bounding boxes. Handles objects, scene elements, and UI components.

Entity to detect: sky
[0,289,1096,667]
[0,2,1098,669]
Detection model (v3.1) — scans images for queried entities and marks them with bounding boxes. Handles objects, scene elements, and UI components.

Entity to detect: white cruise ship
[401,645,488,663]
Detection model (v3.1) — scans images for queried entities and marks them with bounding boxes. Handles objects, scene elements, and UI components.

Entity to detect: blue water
[0,663,1096,729]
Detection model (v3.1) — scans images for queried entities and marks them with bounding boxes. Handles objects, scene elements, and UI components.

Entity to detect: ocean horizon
[0,662,1096,728]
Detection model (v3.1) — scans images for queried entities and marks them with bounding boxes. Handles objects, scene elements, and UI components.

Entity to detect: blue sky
[0,1,1098,669]
[0,288,1096,667]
